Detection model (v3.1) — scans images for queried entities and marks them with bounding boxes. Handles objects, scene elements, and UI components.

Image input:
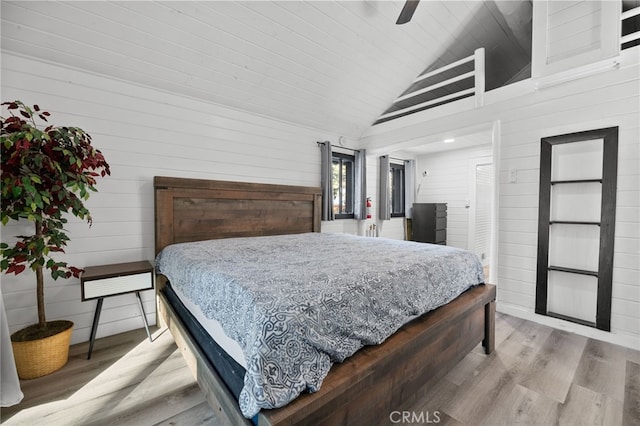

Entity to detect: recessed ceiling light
[444,138,455,143]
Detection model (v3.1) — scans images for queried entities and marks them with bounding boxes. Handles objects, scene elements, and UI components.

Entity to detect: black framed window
[332,152,354,219]
[390,162,405,217]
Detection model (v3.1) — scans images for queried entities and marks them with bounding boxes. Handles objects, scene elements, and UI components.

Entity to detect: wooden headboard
[154,176,322,255]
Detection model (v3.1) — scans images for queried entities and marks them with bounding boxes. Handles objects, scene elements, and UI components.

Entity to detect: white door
[468,157,493,269]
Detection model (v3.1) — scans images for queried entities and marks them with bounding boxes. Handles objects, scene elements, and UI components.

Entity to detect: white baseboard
[497,302,640,351]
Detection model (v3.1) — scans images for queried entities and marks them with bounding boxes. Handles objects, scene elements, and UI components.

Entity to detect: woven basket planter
[11,320,74,380]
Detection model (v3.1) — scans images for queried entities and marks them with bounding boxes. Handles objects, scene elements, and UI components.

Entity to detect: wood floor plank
[414,376,459,414]
[440,354,516,423]
[154,401,221,426]
[479,384,558,426]
[557,383,623,426]
[84,382,207,426]
[501,316,554,349]
[492,319,553,376]
[494,312,526,346]
[574,339,627,403]
[444,349,487,386]
[623,361,640,426]
[519,329,588,403]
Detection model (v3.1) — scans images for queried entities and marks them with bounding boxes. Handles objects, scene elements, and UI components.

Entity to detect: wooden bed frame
[154,176,496,425]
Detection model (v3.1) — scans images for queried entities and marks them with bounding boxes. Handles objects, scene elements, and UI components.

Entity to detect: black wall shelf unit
[535,126,618,332]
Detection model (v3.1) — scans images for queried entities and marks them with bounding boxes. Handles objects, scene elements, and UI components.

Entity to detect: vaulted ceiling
[1,1,531,141]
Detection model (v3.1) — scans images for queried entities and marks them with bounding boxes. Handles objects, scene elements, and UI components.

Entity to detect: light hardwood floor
[2,313,639,425]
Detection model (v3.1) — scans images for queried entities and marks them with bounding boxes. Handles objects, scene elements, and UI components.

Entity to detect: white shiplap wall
[360,47,640,349]
[532,0,619,79]
[546,1,602,63]
[497,61,640,346]
[415,145,493,249]
[1,52,343,344]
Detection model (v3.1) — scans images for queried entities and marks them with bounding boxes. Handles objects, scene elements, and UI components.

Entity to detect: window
[332,152,354,219]
[390,162,405,217]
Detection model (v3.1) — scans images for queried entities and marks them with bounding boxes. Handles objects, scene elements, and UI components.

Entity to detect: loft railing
[621,5,640,49]
[376,48,485,122]
[375,4,637,126]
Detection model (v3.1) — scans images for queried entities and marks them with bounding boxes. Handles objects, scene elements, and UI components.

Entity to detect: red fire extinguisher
[366,197,372,219]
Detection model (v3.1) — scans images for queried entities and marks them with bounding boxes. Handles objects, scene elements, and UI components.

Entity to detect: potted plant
[1,101,110,379]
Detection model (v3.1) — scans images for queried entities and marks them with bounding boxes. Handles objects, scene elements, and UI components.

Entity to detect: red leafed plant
[1,100,110,335]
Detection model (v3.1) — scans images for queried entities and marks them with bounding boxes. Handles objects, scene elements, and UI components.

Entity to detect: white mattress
[171,282,247,369]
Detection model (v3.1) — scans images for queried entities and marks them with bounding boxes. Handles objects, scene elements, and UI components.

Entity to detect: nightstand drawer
[82,272,153,300]
[81,261,154,301]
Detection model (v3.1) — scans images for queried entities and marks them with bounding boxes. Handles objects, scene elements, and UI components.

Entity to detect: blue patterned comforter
[155,232,484,418]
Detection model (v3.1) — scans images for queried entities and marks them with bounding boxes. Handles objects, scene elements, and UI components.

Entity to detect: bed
[154,176,496,425]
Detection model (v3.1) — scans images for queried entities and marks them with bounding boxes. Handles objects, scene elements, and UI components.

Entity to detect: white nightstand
[81,261,154,359]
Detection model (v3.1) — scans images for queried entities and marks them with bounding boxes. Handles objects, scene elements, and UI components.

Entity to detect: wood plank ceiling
[1,1,527,141]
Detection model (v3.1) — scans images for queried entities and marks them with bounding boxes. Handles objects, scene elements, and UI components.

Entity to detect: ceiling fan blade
[396,0,420,25]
